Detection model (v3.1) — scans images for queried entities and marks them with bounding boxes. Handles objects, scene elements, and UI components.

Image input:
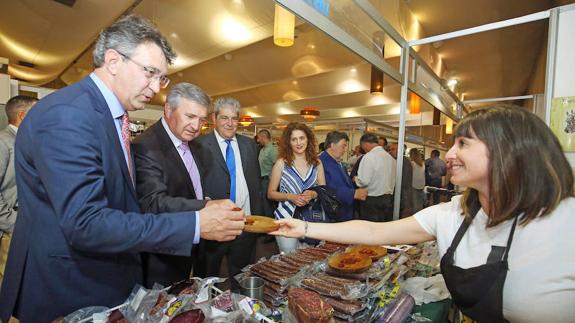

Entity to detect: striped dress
[274,161,318,220]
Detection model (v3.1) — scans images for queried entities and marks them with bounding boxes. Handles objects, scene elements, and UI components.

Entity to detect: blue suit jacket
[0,77,197,322]
[319,152,355,221]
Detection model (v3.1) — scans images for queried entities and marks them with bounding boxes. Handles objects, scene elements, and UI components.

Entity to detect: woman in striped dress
[267,122,325,253]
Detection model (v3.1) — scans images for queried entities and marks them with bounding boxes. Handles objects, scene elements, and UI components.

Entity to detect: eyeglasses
[116,51,170,89]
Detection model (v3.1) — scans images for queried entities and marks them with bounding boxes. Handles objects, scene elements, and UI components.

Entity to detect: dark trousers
[260,176,276,217]
[428,179,442,205]
[359,194,394,222]
[195,232,257,292]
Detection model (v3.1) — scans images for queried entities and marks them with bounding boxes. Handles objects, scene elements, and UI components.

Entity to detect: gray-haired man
[0,95,37,285]
[133,83,240,287]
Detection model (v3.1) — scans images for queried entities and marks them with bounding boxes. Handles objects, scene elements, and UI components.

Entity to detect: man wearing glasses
[192,97,263,292]
[0,15,245,321]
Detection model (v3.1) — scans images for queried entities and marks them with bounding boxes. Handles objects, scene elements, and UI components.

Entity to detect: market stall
[59,241,449,322]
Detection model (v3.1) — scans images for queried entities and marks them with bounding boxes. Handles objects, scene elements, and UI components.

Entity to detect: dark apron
[440,209,520,323]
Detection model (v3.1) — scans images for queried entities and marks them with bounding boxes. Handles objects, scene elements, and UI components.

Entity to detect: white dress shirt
[356,146,396,196]
[214,130,251,215]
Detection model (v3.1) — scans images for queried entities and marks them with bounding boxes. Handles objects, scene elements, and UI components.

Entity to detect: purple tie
[179,142,203,199]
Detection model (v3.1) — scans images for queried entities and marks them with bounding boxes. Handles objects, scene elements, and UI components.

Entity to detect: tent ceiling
[1,0,573,125]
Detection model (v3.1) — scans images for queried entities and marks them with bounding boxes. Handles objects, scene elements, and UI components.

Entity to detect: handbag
[309,185,341,219]
[293,198,327,245]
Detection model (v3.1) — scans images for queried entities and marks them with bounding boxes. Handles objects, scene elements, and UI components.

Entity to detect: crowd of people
[0,13,573,323]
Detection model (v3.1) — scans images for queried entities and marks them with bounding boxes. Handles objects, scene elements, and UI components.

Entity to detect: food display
[288,288,334,323]
[243,215,280,233]
[65,241,441,323]
[328,252,372,272]
[347,245,388,260]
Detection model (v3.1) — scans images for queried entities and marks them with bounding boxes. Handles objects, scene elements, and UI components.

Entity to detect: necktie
[179,142,203,199]
[121,112,134,184]
[225,139,236,202]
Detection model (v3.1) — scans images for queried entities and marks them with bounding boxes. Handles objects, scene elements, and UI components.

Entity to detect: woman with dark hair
[272,106,575,322]
[267,122,326,253]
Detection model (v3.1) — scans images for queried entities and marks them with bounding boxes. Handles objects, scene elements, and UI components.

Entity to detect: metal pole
[409,10,550,46]
[463,95,534,104]
[544,8,559,124]
[393,44,410,220]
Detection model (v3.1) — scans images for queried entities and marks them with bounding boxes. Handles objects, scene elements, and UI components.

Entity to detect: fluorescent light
[447,78,458,87]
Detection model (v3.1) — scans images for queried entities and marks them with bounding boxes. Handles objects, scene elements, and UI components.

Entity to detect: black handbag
[294,199,326,245]
[309,185,341,219]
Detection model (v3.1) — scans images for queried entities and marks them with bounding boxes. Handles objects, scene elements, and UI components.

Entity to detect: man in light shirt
[356,133,396,222]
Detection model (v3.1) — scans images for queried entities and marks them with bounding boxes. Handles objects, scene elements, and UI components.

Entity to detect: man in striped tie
[133,83,237,287]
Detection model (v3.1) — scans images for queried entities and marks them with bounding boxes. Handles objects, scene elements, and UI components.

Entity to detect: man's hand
[354,188,368,201]
[199,200,245,241]
[205,199,231,207]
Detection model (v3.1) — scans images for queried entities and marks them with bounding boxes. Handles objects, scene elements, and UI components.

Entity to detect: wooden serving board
[243,215,280,233]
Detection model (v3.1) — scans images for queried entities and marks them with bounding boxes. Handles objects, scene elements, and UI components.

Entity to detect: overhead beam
[276,0,403,84]
[409,10,550,46]
[463,95,535,104]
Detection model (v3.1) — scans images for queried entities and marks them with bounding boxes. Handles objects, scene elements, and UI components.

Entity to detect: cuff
[193,211,200,244]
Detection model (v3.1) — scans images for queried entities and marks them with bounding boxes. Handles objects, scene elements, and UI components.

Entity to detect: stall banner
[550,96,575,152]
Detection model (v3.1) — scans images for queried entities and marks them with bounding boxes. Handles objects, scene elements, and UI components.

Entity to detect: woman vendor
[271,106,575,322]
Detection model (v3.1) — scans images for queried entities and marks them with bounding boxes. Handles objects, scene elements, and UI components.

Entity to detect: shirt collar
[8,124,18,134]
[89,72,125,120]
[214,129,236,143]
[161,117,184,149]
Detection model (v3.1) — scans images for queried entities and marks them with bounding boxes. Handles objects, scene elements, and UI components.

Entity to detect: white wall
[552,6,575,172]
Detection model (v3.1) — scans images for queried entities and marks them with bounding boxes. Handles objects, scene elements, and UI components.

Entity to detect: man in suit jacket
[133,82,226,287]
[0,95,37,285]
[319,131,367,221]
[0,15,244,322]
[192,97,263,291]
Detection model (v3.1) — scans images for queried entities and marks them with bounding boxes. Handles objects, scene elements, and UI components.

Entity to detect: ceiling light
[274,5,295,47]
[433,109,441,126]
[350,68,357,73]
[370,45,385,95]
[445,118,453,134]
[338,79,363,93]
[221,17,250,42]
[300,107,320,121]
[239,115,254,127]
[410,92,421,114]
[447,78,458,87]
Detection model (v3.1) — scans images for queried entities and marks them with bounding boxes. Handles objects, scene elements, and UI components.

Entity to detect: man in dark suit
[193,97,262,291]
[319,131,367,221]
[133,82,225,287]
[0,15,244,321]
